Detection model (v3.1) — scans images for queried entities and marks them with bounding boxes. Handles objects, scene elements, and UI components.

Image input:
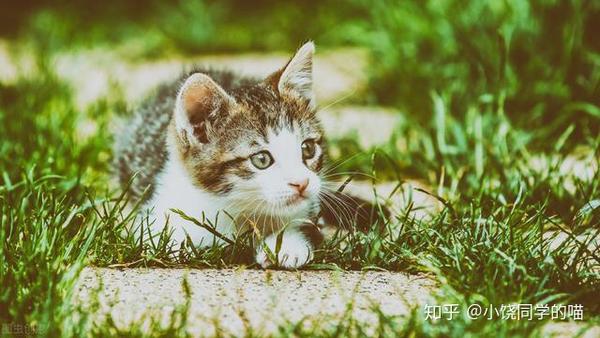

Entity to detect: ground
[76,268,436,336]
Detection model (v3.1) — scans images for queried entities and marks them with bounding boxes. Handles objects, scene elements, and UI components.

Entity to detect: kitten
[114,42,384,269]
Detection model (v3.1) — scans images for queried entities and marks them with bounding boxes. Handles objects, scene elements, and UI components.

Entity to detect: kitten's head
[169,42,324,219]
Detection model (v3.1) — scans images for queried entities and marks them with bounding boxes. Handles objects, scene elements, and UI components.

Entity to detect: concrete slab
[75,267,436,336]
[319,105,401,149]
[541,322,600,338]
[0,40,17,82]
[528,149,598,195]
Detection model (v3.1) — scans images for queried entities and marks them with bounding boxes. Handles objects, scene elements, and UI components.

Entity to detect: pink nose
[288,178,309,195]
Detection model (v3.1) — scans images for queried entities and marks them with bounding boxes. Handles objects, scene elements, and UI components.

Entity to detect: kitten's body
[115,44,324,268]
[114,42,385,268]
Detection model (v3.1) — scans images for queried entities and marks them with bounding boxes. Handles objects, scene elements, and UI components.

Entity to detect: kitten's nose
[288,178,309,195]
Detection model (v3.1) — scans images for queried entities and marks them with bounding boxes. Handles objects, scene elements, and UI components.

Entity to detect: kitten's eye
[301,139,317,160]
[250,151,274,169]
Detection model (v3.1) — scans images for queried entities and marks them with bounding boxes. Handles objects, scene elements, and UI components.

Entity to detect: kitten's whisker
[318,193,343,227]
[321,172,377,180]
[320,153,365,176]
[321,189,357,223]
[319,191,354,227]
[320,192,355,230]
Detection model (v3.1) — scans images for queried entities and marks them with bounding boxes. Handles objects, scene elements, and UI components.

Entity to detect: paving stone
[319,105,401,149]
[527,149,598,194]
[541,322,600,338]
[0,40,18,82]
[75,267,436,336]
[543,228,600,275]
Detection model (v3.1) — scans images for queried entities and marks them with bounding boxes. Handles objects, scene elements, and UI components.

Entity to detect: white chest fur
[145,155,234,247]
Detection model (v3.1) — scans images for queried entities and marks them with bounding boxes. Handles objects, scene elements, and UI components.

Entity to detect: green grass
[1,0,599,336]
[352,0,600,148]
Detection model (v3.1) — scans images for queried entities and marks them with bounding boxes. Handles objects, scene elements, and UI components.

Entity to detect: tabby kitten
[115,42,329,268]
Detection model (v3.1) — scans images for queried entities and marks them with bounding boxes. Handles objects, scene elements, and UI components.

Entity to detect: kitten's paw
[256,230,313,269]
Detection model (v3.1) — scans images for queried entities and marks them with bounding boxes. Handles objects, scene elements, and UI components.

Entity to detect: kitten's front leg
[255,224,323,269]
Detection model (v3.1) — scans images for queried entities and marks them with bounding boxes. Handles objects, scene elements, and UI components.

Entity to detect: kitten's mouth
[284,194,306,206]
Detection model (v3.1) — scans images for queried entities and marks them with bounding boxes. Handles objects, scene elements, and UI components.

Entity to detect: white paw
[256,230,313,269]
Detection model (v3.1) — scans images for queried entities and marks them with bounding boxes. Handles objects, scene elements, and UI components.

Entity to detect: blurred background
[2,0,599,142]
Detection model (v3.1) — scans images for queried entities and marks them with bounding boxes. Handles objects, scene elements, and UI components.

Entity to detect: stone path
[542,322,600,338]
[76,268,436,336]
[75,268,599,337]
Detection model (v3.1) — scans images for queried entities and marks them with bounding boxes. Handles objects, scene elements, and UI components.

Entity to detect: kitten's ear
[174,73,234,144]
[268,41,315,108]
